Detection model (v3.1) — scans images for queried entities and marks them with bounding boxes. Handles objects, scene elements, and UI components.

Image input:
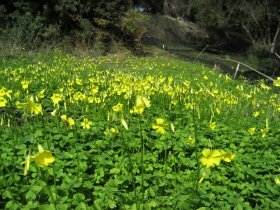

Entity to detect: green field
[0,51,279,209]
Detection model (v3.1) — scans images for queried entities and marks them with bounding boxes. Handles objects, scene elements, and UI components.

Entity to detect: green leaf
[108,200,116,209]
[110,168,120,174]
[148,200,157,207]
[76,202,87,210]
[40,204,57,210]
[31,185,42,193]
[25,190,36,200]
[234,204,244,210]
[2,190,13,199]
[6,201,19,209]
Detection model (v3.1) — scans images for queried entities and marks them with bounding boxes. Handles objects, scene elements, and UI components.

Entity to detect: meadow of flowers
[0,51,279,209]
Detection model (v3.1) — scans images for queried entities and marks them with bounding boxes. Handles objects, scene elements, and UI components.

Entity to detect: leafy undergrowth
[0,51,279,209]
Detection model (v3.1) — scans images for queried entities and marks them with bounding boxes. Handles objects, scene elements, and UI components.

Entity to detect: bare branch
[218,58,274,81]
[271,23,280,53]
[242,23,255,46]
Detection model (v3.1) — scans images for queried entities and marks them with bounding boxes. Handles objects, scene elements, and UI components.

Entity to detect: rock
[142,14,209,48]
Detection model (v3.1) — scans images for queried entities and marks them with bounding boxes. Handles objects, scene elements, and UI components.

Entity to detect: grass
[0,51,279,209]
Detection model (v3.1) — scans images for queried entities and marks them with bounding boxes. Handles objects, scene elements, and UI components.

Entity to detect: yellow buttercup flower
[33,144,55,167]
[81,118,93,129]
[0,87,12,99]
[104,127,118,136]
[200,148,222,168]
[76,78,83,85]
[273,77,280,87]
[253,111,260,118]
[0,97,7,107]
[51,93,63,107]
[274,175,280,185]
[260,83,271,91]
[130,105,145,115]
[61,115,75,128]
[16,96,42,115]
[36,89,45,99]
[209,121,216,130]
[136,95,151,108]
[23,145,55,175]
[152,118,167,134]
[130,95,150,115]
[186,136,196,144]
[248,127,256,135]
[21,80,30,90]
[112,103,123,112]
[261,128,269,138]
[221,152,236,163]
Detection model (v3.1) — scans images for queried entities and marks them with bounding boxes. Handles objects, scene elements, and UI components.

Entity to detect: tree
[0,0,133,49]
[187,0,280,54]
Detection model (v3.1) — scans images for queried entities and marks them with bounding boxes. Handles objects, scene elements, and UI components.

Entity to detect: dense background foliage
[1,0,279,53]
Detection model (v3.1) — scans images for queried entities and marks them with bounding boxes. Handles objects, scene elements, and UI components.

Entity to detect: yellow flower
[104,127,118,136]
[136,95,151,108]
[130,95,150,115]
[261,128,269,138]
[260,83,271,91]
[33,144,55,167]
[186,136,195,144]
[16,96,42,115]
[130,105,145,115]
[73,91,86,101]
[112,103,123,112]
[209,121,216,130]
[273,77,280,87]
[0,97,7,107]
[185,102,195,110]
[253,111,260,118]
[76,78,83,85]
[200,148,222,168]
[248,127,256,135]
[221,152,236,163]
[61,115,75,128]
[51,93,63,106]
[51,109,58,116]
[0,87,12,99]
[274,175,280,185]
[152,118,167,134]
[36,89,45,99]
[81,118,93,129]
[21,80,30,90]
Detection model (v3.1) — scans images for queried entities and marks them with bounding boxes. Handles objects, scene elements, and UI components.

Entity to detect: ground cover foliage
[0,52,280,209]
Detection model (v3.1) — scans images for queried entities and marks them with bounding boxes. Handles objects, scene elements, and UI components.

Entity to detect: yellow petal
[61,115,67,122]
[202,148,211,157]
[38,144,44,153]
[34,150,55,167]
[23,154,31,176]
[223,152,236,162]
[211,149,222,157]
[200,157,215,168]
[156,118,165,125]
